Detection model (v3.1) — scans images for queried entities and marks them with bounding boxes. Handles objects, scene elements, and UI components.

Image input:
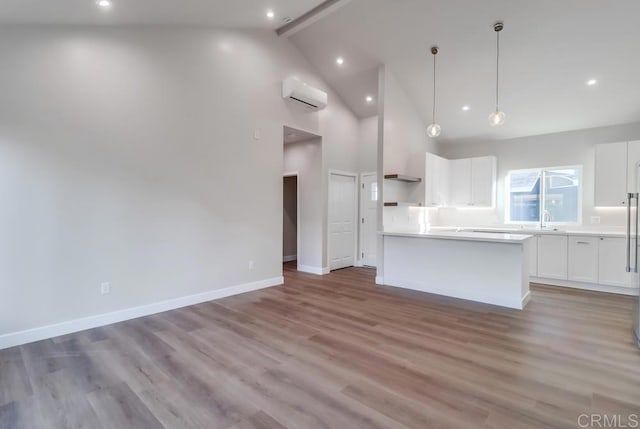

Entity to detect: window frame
[505,165,583,226]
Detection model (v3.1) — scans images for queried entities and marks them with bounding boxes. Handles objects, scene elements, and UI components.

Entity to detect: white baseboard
[531,277,639,296]
[375,276,384,285]
[0,276,284,351]
[297,265,330,275]
[521,290,532,308]
[282,255,297,263]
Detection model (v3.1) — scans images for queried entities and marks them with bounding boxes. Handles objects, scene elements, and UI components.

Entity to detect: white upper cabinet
[627,140,640,194]
[449,159,472,206]
[425,153,450,207]
[471,156,497,207]
[595,141,630,207]
[425,153,497,208]
[449,156,496,207]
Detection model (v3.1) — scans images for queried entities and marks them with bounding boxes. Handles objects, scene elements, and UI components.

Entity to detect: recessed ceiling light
[366,95,374,103]
[462,105,470,111]
[336,57,344,66]
[587,79,598,86]
[266,10,275,19]
[96,0,112,9]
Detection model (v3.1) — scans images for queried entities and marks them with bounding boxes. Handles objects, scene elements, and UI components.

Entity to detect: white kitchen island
[379,229,533,309]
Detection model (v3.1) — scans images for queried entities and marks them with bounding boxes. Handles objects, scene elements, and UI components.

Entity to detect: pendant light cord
[432,52,437,124]
[495,29,500,111]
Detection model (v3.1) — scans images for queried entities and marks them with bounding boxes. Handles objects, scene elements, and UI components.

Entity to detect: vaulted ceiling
[0,0,325,27]
[289,0,640,142]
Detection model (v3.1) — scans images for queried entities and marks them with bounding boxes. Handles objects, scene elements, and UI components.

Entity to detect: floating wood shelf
[384,202,422,207]
[384,174,422,183]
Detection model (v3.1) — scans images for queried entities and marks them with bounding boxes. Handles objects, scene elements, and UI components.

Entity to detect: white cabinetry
[425,153,449,207]
[598,237,631,287]
[448,156,496,207]
[537,235,568,280]
[568,237,599,283]
[471,157,497,207]
[627,140,640,194]
[529,235,539,277]
[449,159,472,206]
[594,141,640,207]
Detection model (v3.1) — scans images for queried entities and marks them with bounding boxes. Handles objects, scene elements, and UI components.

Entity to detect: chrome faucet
[541,210,551,229]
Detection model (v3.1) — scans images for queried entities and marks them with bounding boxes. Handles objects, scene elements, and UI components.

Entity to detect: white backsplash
[385,205,627,233]
[383,206,438,231]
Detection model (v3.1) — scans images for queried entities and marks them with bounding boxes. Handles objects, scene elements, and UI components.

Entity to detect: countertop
[380,229,533,244]
[426,226,626,238]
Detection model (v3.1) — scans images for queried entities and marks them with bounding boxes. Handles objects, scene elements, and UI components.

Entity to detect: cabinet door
[529,235,539,277]
[449,158,472,206]
[471,156,496,207]
[598,237,631,287]
[537,235,568,280]
[627,140,640,194]
[568,237,599,283]
[425,153,438,206]
[437,156,450,205]
[595,142,628,207]
[425,153,449,206]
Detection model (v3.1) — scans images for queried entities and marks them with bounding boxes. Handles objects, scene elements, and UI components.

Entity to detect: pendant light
[427,46,441,138]
[489,22,506,126]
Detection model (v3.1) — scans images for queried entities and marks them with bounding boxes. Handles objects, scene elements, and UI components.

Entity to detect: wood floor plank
[1,263,639,428]
[87,381,163,429]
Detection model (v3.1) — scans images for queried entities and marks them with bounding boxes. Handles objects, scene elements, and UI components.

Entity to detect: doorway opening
[282,173,298,270]
[283,125,323,274]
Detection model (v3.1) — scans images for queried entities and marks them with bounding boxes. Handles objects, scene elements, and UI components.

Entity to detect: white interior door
[329,173,356,271]
[360,173,378,267]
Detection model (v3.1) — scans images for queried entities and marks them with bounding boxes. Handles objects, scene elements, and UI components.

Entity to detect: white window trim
[505,165,583,226]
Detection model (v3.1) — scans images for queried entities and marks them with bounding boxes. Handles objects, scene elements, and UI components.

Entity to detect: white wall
[0,25,361,340]
[438,122,640,228]
[283,138,323,270]
[358,115,378,174]
[381,68,437,228]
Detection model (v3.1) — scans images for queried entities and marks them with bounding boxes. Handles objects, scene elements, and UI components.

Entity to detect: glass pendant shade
[427,46,441,138]
[489,22,506,127]
[427,123,441,137]
[489,111,506,127]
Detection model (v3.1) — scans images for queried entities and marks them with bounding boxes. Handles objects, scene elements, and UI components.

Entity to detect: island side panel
[382,235,529,309]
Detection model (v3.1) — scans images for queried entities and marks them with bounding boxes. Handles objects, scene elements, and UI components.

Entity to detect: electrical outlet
[248,260,255,270]
[590,216,601,225]
[100,282,111,295]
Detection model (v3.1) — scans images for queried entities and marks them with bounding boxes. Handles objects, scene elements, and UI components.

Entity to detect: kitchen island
[379,229,533,309]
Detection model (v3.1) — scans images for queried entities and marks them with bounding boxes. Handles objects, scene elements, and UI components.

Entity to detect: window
[506,166,581,224]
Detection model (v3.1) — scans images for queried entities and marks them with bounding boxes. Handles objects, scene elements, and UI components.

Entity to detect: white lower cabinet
[537,235,568,280]
[532,234,633,291]
[529,236,538,277]
[598,237,631,287]
[568,237,599,283]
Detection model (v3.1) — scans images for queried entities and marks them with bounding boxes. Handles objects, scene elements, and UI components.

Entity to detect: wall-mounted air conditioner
[282,78,328,111]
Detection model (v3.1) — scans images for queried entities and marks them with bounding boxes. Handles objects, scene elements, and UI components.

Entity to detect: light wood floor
[1,263,639,428]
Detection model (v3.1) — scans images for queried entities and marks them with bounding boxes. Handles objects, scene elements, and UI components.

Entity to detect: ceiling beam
[276,0,351,38]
